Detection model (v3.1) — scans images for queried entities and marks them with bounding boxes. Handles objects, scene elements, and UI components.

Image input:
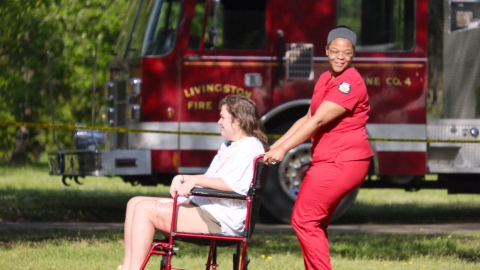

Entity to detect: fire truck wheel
[260,143,359,224]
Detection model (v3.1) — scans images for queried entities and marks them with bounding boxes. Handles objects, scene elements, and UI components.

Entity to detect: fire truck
[49,0,480,223]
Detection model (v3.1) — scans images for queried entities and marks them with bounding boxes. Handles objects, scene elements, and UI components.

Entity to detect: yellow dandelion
[267,256,273,260]
[409,261,413,265]
[261,254,265,259]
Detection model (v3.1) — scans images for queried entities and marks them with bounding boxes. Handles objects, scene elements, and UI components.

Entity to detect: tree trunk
[10,126,30,165]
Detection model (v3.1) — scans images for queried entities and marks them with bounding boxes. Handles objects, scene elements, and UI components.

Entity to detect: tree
[0,0,128,163]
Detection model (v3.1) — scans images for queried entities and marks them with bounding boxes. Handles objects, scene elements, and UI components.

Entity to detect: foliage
[0,0,129,161]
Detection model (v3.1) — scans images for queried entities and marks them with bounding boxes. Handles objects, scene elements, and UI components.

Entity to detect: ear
[325,46,329,56]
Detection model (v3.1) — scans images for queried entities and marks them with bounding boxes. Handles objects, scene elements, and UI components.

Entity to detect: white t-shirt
[190,136,265,236]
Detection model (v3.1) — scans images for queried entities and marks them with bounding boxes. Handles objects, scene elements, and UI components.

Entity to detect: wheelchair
[140,154,270,270]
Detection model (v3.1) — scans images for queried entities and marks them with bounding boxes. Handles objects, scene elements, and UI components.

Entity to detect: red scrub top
[310,67,373,163]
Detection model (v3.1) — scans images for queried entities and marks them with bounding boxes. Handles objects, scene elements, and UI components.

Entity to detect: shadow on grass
[0,187,170,222]
[2,186,480,224]
[0,229,124,248]
[0,161,49,170]
[334,201,480,224]
[1,166,480,225]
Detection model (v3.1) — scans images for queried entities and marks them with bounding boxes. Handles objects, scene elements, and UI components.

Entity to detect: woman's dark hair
[219,95,269,151]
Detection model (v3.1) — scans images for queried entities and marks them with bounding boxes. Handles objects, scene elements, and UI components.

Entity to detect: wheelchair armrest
[190,187,247,200]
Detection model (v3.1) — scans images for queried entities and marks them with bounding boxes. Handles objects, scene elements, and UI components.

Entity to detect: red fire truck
[49,0,480,223]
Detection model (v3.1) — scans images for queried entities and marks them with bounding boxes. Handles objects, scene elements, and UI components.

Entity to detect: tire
[261,138,359,224]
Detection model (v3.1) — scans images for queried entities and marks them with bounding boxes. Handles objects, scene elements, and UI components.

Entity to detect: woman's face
[218,105,243,141]
[325,38,354,77]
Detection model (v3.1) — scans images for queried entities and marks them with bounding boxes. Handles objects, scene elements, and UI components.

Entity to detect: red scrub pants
[291,157,370,270]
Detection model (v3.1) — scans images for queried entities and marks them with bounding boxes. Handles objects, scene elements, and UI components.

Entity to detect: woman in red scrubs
[264,26,373,270]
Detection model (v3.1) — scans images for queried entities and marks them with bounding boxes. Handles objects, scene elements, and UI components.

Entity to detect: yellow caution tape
[368,138,480,143]
[2,121,480,143]
[0,121,218,136]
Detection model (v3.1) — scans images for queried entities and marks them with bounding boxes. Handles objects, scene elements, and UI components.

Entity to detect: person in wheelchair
[119,95,269,270]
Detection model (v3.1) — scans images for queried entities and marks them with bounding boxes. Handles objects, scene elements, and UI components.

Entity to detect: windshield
[202,0,266,50]
[143,0,182,55]
[337,0,415,52]
[115,0,182,58]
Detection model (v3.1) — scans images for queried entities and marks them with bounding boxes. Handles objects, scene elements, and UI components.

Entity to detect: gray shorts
[188,200,222,234]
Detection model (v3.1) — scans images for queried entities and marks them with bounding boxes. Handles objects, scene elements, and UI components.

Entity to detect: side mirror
[207,0,221,48]
[208,26,219,47]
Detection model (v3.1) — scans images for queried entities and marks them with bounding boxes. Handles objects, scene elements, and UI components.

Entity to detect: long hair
[219,95,269,151]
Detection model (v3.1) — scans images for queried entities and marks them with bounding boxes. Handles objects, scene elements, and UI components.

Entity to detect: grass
[337,187,480,224]
[0,164,169,222]
[1,164,480,269]
[2,165,480,224]
[0,230,479,269]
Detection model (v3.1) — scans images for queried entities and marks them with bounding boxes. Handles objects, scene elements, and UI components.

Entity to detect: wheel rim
[278,143,311,201]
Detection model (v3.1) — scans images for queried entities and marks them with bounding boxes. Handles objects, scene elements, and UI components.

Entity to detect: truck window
[449,1,480,32]
[115,0,158,58]
[204,0,266,50]
[337,0,415,52]
[188,0,206,49]
[143,0,183,56]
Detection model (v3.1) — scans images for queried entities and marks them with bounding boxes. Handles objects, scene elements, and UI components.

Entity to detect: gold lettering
[184,89,193,98]
[364,77,381,86]
[187,100,213,110]
[223,84,230,93]
[386,77,392,86]
[365,77,374,85]
[386,77,402,86]
[193,86,201,94]
[207,84,214,92]
[184,84,253,99]
[187,101,195,109]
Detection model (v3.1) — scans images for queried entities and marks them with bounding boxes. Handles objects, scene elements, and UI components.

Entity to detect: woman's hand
[176,175,196,197]
[264,146,287,165]
[169,175,184,198]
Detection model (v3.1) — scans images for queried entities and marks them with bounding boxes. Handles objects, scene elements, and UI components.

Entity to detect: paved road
[1,222,480,234]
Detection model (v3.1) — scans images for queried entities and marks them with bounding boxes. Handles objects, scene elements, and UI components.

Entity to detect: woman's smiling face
[325,38,354,78]
[218,104,243,141]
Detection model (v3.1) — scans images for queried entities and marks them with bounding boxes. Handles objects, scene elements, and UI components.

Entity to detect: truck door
[178,0,271,174]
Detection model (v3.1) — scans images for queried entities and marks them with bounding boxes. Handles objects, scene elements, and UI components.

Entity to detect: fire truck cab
[49,0,480,223]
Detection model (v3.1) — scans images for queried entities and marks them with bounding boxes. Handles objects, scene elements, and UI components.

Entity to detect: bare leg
[123,197,210,270]
[122,196,171,270]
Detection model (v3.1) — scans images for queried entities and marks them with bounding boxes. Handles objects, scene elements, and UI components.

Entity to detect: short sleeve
[222,138,264,195]
[324,78,361,111]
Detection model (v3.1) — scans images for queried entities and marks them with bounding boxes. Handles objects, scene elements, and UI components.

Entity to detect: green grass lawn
[1,165,480,269]
[0,229,479,270]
